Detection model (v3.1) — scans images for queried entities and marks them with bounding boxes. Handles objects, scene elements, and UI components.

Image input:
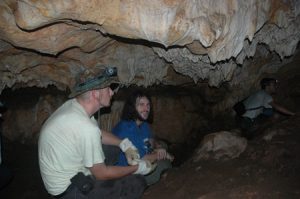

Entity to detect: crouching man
[38,67,154,199]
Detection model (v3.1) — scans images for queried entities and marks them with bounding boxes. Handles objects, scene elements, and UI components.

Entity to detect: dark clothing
[113,120,172,186]
[53,145,146,199]
[55,174,146,199]
[0,164,12,189]
[237,110,273,139]
[113,120,152,166]
[145,159,171,186]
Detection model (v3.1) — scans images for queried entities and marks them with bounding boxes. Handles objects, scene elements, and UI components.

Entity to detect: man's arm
[269,101,295,116]
[101,129,141,165]
[101,129,122,146]
[89,158,155,180]
[89,163,138,180]
[148,138,174,161]
[142,153,157,163]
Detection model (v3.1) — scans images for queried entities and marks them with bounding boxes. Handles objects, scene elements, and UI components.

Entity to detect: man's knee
[127,174,147,188]
[144,159,172,186]
[118,175,146,199]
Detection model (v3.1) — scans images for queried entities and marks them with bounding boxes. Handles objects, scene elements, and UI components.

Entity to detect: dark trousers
[55,145,146,199]
[145,159,172,186]
[237,114,272,139]
[0,164,13,189]
[60,174,146,199]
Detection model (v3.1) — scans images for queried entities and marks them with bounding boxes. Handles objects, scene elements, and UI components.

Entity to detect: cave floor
[143,115,300,199]
[1,115,300,199]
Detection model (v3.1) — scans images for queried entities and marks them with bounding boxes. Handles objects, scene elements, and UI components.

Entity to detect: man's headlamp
[104,67,117,77]
[75,67,118,93]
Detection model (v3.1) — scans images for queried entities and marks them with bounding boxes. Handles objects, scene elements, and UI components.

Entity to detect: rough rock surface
[193,131,247,161]
[0,0,299,93]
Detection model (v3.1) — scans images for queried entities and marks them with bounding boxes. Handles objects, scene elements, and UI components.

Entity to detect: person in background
[113,90,174,186]
[239,77,295,138]
[0,101,13,189]
[38,67,155,199]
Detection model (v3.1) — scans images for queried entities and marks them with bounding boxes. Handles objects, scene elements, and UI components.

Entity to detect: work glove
[119,138,140,165]
[134,159,157,175]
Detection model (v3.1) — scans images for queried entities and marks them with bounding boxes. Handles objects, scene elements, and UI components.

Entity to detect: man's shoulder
[113,120,135,137]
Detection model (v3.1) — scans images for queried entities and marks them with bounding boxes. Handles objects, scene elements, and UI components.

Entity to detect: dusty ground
[143,115,300,199]
[0,115,300,199]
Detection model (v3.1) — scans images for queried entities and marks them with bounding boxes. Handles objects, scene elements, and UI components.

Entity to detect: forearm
[90,163,138,180]
[143,153,157,163]
[271,103,295,116]
[101,129,122,146]
[144,150,174,162]
[278,107,294,116]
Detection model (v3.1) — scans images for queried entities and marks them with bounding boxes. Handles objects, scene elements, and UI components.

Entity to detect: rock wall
[0,0,299,150]
[0,0,299,93]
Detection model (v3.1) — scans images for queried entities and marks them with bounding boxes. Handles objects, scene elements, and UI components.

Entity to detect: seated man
[113,90,174,186]
[38,67,155,199]
[239,78,295,138]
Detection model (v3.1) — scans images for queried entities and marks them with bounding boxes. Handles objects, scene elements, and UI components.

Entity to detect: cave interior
[0,0,300,198]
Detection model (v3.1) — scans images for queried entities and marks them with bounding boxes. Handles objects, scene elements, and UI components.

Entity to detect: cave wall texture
[0,0,300,143]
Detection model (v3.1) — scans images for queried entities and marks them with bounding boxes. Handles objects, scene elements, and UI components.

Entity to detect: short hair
[260,78,277,89]
[121,90,153,123]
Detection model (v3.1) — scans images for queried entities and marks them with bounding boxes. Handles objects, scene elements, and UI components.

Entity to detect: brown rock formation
[0,0,299,92]
[0,0,299,142]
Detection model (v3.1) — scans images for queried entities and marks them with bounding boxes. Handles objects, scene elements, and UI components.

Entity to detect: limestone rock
[193,131,247,161]
[0,0,299,93]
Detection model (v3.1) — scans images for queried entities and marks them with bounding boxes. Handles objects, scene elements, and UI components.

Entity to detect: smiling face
[135,96,151,122]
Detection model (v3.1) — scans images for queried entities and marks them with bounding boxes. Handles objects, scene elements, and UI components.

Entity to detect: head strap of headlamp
[75,67,117,93]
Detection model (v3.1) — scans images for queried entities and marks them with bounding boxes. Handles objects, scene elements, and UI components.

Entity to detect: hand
[153,149,174,162]
[119,138,140,165]
[134,160,157,175]
[155,148,168,160]
[166,152,175,162]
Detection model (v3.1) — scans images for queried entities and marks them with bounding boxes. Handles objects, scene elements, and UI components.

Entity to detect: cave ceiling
[0,0,299,93]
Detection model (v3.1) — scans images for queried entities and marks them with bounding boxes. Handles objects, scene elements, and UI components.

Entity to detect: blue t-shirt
[112,120,153,166]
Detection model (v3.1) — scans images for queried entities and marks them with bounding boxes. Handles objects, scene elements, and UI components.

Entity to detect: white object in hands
[119,138,140,165]
[134,159,156,175]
